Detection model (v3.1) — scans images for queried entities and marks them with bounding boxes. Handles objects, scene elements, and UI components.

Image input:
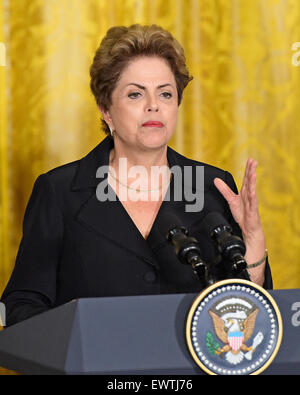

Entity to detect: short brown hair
[90,24,193,136]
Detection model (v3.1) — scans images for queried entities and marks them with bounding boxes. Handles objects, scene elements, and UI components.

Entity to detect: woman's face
[102,56,179,151]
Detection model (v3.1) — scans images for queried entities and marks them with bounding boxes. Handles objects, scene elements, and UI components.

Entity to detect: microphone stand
[166,226,216,289]
[203,216,250,281]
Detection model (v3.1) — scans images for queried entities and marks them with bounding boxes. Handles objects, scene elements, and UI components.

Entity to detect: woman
[1,24,271,327]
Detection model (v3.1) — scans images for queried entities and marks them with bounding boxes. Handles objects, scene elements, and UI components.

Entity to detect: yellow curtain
[0,1,10,297]
[1,0,300,303]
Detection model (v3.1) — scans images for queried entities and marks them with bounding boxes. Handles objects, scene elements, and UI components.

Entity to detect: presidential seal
[186,279,282,375]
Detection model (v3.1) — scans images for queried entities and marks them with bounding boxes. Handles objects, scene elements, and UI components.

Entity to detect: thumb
[214,178,237,205]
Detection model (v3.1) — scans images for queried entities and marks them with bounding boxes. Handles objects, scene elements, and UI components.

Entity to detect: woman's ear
[98,105,112,124]
[98,105,115,136]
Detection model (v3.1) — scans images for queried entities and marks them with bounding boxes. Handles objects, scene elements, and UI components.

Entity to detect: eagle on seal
[208,297,264,365]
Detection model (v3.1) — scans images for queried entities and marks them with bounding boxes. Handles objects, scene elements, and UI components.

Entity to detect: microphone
[161,212,214,287]
[200,211,249,278]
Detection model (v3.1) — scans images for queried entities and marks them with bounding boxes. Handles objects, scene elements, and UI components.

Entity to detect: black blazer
[1,137,272,326]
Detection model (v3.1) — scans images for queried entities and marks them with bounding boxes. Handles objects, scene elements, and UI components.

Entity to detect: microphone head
[200,211,232,237]
[158,210,188,240]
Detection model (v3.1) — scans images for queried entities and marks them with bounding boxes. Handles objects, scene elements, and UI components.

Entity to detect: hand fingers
[241,158,252,191]
[213,177,237,204]
[242,160,259,212]
[249,171,259,210]
[242,158,258,196]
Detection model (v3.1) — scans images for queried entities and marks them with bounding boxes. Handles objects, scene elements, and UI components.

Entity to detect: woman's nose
[147,106,159,112]
[146,95,159,112]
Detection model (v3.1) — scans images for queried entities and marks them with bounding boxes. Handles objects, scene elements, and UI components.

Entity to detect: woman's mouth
[142,121,164,128]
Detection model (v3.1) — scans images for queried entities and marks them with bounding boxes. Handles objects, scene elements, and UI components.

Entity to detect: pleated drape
[1,0,300,299]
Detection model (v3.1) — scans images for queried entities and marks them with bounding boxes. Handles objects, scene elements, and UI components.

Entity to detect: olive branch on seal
[206,331,221,355]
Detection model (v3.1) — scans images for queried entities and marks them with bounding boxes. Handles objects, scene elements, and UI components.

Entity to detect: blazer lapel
[147,145,207,250]
[71,137,159,268]
[145,147,211,288]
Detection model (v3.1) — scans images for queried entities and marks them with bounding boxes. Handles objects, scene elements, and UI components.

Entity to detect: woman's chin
[138,129,170,150]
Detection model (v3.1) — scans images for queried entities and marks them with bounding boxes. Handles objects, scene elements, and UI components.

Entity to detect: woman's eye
[128,92,142,99]
[160,91,172,99]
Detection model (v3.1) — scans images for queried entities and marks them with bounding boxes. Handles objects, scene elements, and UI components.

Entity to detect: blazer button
[143,271,157,284]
